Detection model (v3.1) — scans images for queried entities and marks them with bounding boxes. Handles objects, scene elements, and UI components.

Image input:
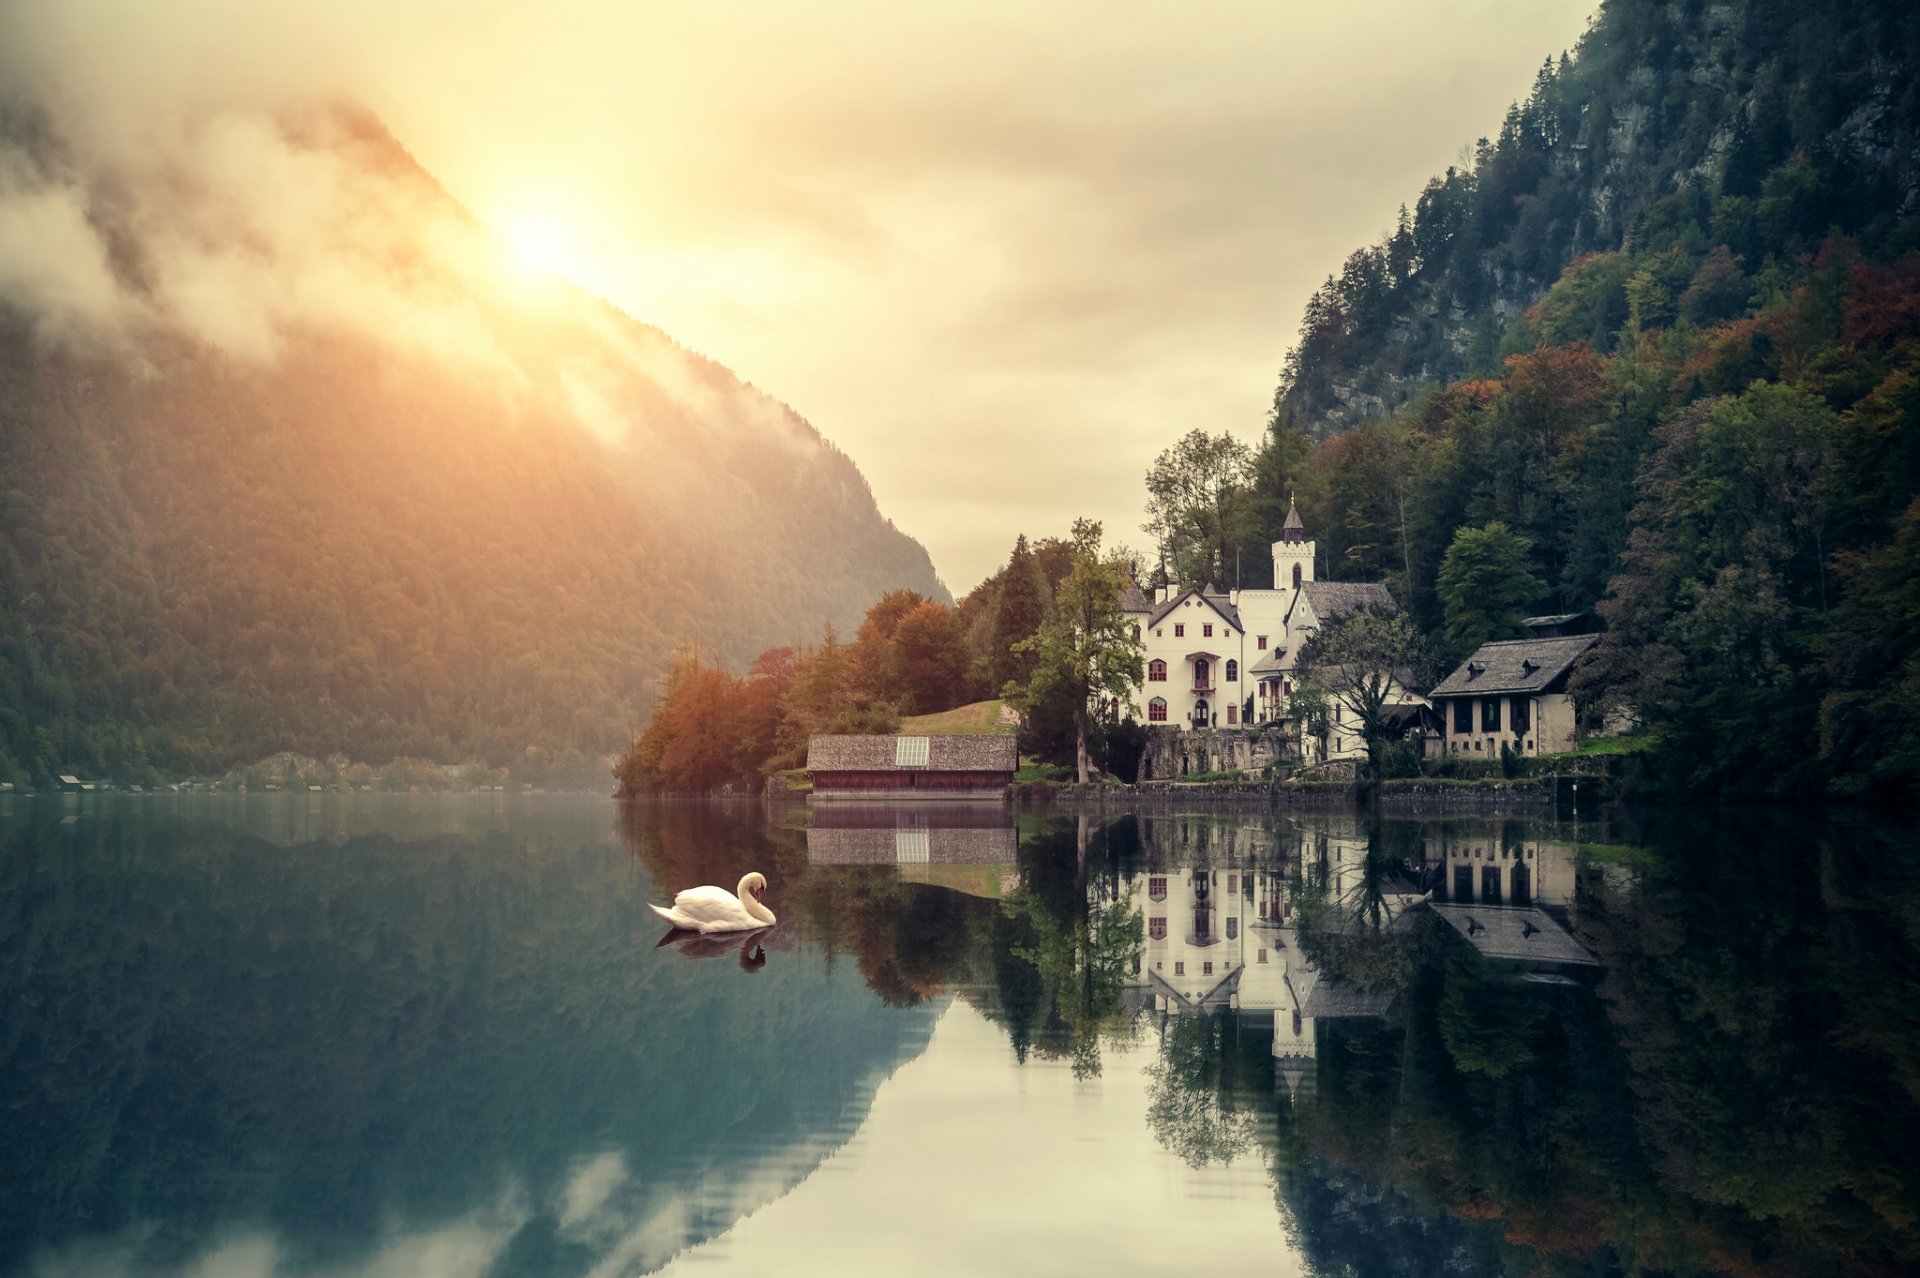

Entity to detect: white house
[1119,501,1417,763]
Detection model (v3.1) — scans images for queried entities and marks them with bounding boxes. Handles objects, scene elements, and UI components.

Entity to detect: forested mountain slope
[1273,0,1920,434]
[0,102,943,784]
[1241,0,1920,799]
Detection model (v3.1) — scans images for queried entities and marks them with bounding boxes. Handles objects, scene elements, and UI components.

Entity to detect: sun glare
[502,211,575,279]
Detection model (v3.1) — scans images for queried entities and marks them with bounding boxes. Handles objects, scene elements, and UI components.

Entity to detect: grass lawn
[900,699,1016,736]
[1537,731,1660,761]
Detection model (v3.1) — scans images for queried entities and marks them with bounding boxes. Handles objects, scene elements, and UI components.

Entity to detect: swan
[649,872,776,934]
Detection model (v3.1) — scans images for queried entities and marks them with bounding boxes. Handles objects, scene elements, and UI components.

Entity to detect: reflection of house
[1424,834,1577,909]
[806,734,1016,798]
[1427,631,1599,759]
[1124,862,1294,1010]
[1427,903,1599,971]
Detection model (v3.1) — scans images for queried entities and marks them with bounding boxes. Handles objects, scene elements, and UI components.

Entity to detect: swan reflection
[655,924,774,970]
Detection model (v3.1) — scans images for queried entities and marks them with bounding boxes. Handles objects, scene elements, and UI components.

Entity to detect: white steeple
[1272,495,1315,595]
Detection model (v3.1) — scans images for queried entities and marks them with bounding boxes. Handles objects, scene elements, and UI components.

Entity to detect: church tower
[1272,496,1315,594]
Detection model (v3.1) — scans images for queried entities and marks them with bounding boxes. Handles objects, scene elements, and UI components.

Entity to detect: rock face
[1137,728,1291,783]
[0,102,944,778]
[1273,0,1920,436]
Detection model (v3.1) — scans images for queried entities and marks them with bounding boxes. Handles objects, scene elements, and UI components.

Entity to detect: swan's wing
[668,885,745,927]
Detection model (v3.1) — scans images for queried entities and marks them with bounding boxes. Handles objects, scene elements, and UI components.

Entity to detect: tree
[988,535,1049,690]
[889,601,972,714]
[1291,608,1432,774]
[1008,519,1143,784]
[1142,430,1256,587]
[1436,522,1545,658]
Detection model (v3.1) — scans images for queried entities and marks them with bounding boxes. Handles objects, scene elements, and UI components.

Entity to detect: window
[1203,623,1213,637]
[1257,949,1268,964]
[1148,876,1167,901]
[1148,916,1166,939]
[1148,659,1167,682]
[1155,628,1162,637]
[1203,962,1213,976]
[1481,697,1501,732]
[1175,962,1184,976]
[1257,635,1267,650]
[1226,918,1238,940]
[1226,874,1237,893]
[1226,704,1237,725]
[1512,696,1531,734]
[1283,679,1292,695]
[1194,659,1209,687]
[1174,623,1184,638]
[1453,698,1472,733]
[1131,624,1141,641]
[1225,659,1238,682]
[1148,697,1167,722]
[1292,564,1302,588]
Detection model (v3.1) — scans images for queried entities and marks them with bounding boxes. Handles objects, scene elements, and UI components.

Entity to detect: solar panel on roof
[895,736,930,767]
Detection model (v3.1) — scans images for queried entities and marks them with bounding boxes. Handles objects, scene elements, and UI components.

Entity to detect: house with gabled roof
[1117,500,1403,763]
[1427,632,1599,758]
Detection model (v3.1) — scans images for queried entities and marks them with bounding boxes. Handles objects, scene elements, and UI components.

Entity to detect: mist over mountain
[0,98,944,782]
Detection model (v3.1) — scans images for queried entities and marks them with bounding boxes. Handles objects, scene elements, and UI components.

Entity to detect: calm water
[2,794,1917,1277]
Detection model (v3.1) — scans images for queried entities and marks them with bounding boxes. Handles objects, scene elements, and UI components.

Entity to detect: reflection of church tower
[1272,497,1315,595]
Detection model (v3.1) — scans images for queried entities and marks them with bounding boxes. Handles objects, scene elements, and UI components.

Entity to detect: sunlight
[500,209,577,280]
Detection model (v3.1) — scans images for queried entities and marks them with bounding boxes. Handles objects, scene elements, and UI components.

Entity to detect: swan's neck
[738,877,776,925]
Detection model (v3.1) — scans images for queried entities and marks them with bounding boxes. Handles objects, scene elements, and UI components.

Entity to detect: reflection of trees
[990,821,1143,1077]
[1144,1013,1262,1168]
[1289,827,1422,991]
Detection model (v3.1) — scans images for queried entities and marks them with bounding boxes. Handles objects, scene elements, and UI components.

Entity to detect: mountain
[1237,0,1920,799]
[1272,0,1920,436]
[0,101,945,784]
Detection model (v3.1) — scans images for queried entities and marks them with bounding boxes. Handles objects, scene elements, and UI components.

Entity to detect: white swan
[649,871,776,934]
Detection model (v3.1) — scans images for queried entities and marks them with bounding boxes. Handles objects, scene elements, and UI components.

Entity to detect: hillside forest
[1138,0,1920,801]
[0,103,943,789]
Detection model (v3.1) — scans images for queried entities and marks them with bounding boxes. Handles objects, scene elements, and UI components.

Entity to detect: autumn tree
[890,600,973,714]
[1008,519,1143,784]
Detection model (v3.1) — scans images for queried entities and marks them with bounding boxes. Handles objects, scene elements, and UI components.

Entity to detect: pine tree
[989,535,1049,692]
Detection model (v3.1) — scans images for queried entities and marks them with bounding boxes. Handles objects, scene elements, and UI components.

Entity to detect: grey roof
[1522,613,1583,628]
[1429,634,1599,698]
[806,827,1017,863]
[1282,502,1305,534]
[1428,904,1600,966]
[1304,581,1396,618]
[1147,586,1241,632]
[1302,978,1396,1018]
[1119,584,1152,613]
[1248,648,1292,675]
[806,734,1018,773]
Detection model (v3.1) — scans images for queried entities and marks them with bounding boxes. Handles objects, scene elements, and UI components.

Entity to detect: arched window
[1194,659,1209,687]
[1148,697,1167,722]
[1292,563,1303,588]
[1148,659,1166,682]
[1131,623,1140,641]
[1225,659,1238,682]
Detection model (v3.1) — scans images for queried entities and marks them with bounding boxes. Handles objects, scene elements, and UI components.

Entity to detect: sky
[2,0,1597,593]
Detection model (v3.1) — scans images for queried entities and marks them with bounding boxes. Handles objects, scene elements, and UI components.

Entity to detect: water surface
[2,793,1916,1276]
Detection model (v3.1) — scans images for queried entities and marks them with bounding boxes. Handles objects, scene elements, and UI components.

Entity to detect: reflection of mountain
[0,801,937,1276]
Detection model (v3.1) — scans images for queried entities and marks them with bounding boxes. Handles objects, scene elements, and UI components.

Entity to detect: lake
[2,793,1916,1277]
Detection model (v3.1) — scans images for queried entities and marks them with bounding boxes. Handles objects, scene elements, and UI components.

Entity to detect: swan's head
[741,871,769,901]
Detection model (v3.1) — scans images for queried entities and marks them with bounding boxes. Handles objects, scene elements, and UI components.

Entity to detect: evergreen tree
[989,535,1049,692]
